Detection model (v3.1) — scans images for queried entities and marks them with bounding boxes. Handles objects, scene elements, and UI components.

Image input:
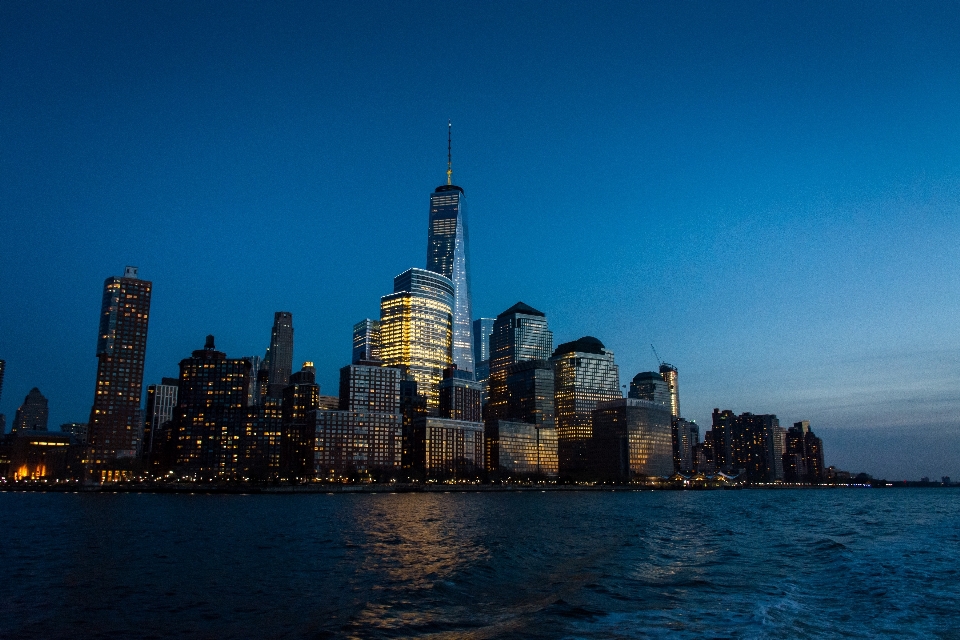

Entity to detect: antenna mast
[446,120,452,185]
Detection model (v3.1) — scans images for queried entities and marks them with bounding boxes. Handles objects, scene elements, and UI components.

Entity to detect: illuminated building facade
[592,398,674,479]
[7,431,76,480]
[339,363,401,413]
[551,336,621,475]
[352,319,381,364]
[495,420,558,478]
[439,366,482,422]
[659,363,679,420]
[409,416,484,480]
[425,132,474,376]
[143,378,178,462]
[87,266,151,471]
[244,398,283,480]
[12,387,49,433]
[379,268,454,409]
[485,302,554,470]
[260,312,293,400]
[732,413,782,481]
[173,335,252,480]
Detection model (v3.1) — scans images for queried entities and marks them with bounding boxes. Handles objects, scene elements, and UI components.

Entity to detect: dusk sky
[2,1,959,479]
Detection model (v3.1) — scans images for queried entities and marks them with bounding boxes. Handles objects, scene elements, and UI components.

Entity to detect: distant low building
[591,398,673,480]
[408,417,484,480]
[495,420,558,478]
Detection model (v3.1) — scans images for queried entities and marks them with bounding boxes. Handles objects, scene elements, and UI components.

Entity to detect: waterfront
[2,489,957,638]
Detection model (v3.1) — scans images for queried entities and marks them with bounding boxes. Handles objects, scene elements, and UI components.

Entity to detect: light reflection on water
[1,489,958,639]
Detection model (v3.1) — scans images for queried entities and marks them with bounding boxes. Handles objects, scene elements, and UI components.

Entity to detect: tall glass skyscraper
[379,268,454,409]
[426,123,474,375]
[261,312,293,400]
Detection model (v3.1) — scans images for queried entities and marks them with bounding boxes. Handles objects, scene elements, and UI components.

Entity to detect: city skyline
[2,2,960,480]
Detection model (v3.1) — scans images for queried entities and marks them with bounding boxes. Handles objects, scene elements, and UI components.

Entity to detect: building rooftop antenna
[446,120,452,186]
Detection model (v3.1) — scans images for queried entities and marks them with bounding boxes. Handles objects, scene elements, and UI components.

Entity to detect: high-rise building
[425,123,473,375]
[551,336,621,475]
[276,362,320,479]
[312,364,402,480]
[12,388,49,433]
[439,366,482,422]
[0,359,5,434]
[710,408,736,472]
[659,363,679,420]
[87,266,151,471]
[408,416,484,480]
[260,312,293,400]
[172,336,252,480]
[783,420,825,483]
[732,413,782,482]
[592,398,674,479]
[244,398,283,480]
[379,268,454,409]
[484,303,554,472]
[628,372,671,407]
[143,377,178,462]
[472,318,494,381]
[673,418,699,473]
[494,421,558,478]
[352,319,381,364]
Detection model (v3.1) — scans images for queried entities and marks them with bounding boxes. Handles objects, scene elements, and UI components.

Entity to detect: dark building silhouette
[708,409,783,481]
[12,387,49,433]
[439,366,482,422]
[0,359,5,434]
[173,336,252,480]
[277,362,320,480]
[710,409,736,472]
[87,266,151,476]
[60,422,88,443]
[7,430,76,480]
[261,312,293,400]
[783,420,825,483]
[551,336,621,476]
[472,318,494,392]
[244,398,283,480]
[425,123,474,375]
[408,416,484,480]
[673,418,699,473]
[143,377,178,463]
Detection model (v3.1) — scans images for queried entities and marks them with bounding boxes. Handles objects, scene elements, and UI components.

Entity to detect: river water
[1,488,957,639]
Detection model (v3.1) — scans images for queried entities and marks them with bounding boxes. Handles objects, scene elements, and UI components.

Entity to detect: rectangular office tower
[551,336,622,477]
[379,268,454,409]
[426,125,473,375]
[592,398,674,480]
[87,266,152,477]
[495,421,558,478]
[352,319,381,364]
[439,366,482,422]
[408,416,484,480]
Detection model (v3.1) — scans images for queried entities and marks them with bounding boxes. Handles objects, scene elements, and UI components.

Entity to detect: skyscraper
[659,363,679,420]
[0,359,5,434]
[352,319,381,364]
[261,312,293,400]
[592,398,674,479]
[12,388,49,433]
[143,378,178,462]
[87,266,152,473]
[472,318,494,382]
[379,268,454,409]
[426,122,474,375]
[628,372,671,407]
[551,336,621,475]
[173,335,252,480]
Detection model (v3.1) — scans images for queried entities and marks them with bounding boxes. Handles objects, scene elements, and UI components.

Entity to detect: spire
[446,120,452,185]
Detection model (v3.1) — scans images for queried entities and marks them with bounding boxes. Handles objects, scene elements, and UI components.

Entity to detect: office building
[352,319,381,364]
[473,317,494,383]
[659,363,679,420]
[87,266,151,471]
[425,122,474,375]
[379,268,454,409]
[504,359,555,426]
[628,371,671,407]
[260,312,293,400]
[408,416,484,480]
[0,359,5,434]
[709,409,736,472]
[7,430,76,480]
[439,366,482,422]
[12,388,49,433]
[592,398,674,479]
[339,363,401,413]
[494,420,558,478]
[551,336,621,475]
[244,398,283,480]
[172,335,252,480]
[673,418,699,473]
[317,395,339,411]
[143,377,178,462]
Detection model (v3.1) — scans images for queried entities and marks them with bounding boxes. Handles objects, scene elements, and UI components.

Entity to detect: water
[1,489,958,639]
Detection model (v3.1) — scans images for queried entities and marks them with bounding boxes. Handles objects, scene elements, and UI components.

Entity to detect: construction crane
[651,344,662,367]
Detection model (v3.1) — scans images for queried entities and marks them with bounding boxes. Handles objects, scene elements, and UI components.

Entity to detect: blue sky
[2,1,959,479]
